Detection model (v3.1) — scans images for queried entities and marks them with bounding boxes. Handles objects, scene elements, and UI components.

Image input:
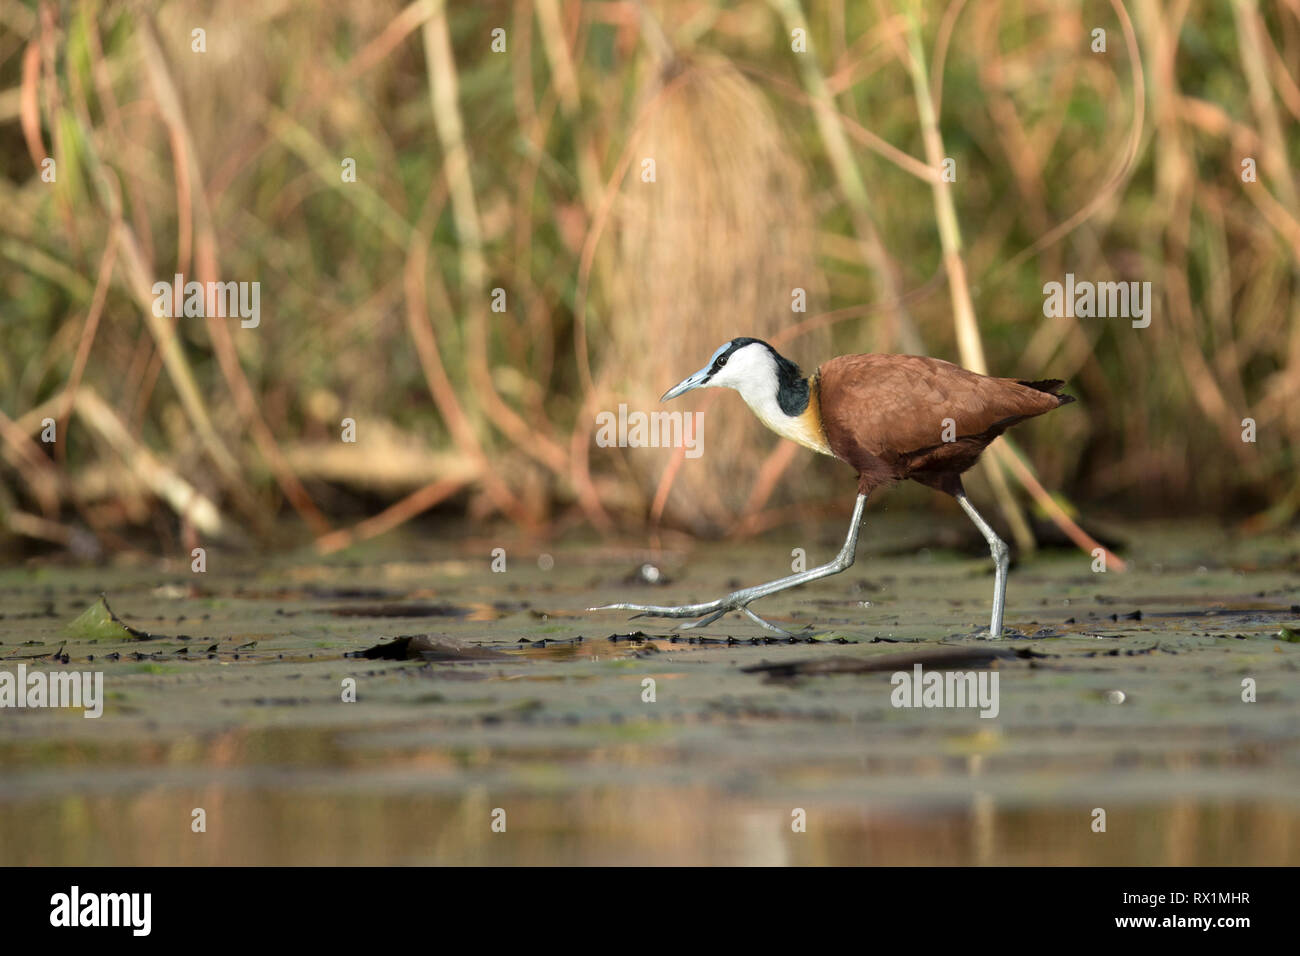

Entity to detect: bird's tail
[1018,378,1076,405]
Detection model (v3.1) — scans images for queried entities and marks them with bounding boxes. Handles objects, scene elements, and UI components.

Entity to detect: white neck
[705,342,832,456]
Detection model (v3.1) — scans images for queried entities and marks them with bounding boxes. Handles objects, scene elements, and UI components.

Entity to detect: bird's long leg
[955,493,1009,639]
[591,495,869,633]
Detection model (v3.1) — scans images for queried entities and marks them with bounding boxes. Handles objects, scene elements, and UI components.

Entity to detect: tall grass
[0,0,1296,557]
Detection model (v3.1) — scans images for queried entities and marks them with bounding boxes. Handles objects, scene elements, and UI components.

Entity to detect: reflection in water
[1,728,1296,865]
[2,789,1295,866]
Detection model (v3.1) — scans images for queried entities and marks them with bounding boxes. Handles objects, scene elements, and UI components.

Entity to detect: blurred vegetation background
[1,0,1297,560]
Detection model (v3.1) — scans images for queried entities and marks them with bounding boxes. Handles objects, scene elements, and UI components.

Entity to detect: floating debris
[348,634,513,662]
[607,631,652,643]
[621,562,670,586]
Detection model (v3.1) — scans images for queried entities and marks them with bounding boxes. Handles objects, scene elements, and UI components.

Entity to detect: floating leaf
[64,595,165,641]
[65,596,134,641]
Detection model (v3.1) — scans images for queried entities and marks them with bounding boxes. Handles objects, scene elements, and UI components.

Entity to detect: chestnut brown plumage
[593,338,1075,638]
[814,353,1073,498]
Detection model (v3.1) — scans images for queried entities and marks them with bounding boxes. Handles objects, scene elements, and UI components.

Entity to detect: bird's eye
[716,355,728,368]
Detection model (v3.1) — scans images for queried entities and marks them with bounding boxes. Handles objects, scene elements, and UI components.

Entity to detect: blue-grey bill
[660,367,709,402]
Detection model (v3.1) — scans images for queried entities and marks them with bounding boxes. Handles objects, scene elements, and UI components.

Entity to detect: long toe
[677,607,731,630]
[740,606,795,636]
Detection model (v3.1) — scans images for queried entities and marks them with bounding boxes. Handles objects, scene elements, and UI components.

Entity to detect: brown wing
[816,354,1066,487]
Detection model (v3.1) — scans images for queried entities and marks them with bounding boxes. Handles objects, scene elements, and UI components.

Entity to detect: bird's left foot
[588,596,795,636]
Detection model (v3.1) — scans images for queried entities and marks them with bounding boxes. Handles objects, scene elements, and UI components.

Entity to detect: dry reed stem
[536,0,604,211]
[1232,0,1297,210]
[902,5,1034,553]
[137,19,329,534]
[74,387,222,537]
[998,439,1127,572]
[4,510,80,547]
[402,230,534,530]
[734,62,939,183]
[0,409,60,517]
[56,225,118,463]
[422,0,571,515]
[991,0,1146,279]
[315,477,469,555]
[771,0,923,355]
[19,39,43,166]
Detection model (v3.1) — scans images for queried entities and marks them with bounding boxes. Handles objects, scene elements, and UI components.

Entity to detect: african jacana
[593,337,1075,638]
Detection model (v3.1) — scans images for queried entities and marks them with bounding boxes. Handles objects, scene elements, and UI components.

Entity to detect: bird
[593,337,1075,639]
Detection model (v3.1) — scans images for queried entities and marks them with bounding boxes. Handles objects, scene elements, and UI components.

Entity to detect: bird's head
[660,337,828,455]
[660,337,783,403]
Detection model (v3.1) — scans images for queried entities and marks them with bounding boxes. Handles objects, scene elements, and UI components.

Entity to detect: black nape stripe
[716,337,810,416]
[773,352,810,416]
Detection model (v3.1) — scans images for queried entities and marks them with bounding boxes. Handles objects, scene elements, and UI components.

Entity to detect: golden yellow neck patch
[751,372,832,456]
